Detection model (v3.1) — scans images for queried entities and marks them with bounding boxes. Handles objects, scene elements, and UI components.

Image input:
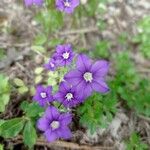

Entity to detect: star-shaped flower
[64,54,109,100]
[37,106,72,142]
[53,44,74,67]
[33,85,53,107]
[56,0,80,14]
[54,82,83,108]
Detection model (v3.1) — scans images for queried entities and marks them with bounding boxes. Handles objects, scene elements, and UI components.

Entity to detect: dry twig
[58,27,98,36]
[11,136,114,150]
[138,115,150,123]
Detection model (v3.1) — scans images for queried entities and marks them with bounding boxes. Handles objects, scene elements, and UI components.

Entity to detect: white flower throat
[51,121,60,130]
[64,0,70,7]
[50,62,55,68]
[40,92,47,98]
[83,72,93,82]
[65,93,73,101]
[62,52,70,59]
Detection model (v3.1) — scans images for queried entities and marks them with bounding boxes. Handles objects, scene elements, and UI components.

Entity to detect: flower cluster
[33,43,109,142]
[24,0,80,14]
[44,44,74,71]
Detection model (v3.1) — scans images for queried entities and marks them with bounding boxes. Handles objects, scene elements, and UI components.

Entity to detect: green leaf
[0,103,5,113]
[0,48,6,60]
[0,94,10,112]
[84,0,99,16]
[133,16,150,58]
[31,45,45,53]
[26,103,44,118]
[48,38,64,47]
[18,86,29,94]
[20,101,29,112]
[0,120,5,126]
[0,74,10,113]
[34,34,47,45]
[14,78,25,87]
[126,132,148,150]
[1,94,10,105]
[35,75,42,84]
[23,121,37,148]
[47,77,57,86]
[20,101,44,118]
[35,9,63,33]
[91,40,110,58]
[0,118,25,138]
[78,92,117,134]
[0,74,10,93]
[0,144,3,150]
[34,67,44,75]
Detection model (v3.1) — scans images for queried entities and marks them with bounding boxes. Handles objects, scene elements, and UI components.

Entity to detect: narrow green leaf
[0,74,10,113]
[23,121,37,148]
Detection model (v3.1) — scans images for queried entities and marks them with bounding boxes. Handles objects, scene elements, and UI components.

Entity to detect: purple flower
[33,85,53,107]
[37,106,72,142]
[53,44,74,67]
[64,54,109,99]
[56,0,80,14]
[24,0,43,6]
[54,82,83,108]
[44,58,56,71]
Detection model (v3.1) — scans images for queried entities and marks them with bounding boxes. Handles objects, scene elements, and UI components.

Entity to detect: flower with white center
[65,54,110,100]
[37,106,72,142]
[33,85,53,107]
[51,121,60,130]
[53,44,74,66]
[65,93,73,101]
[83,72,93,82]
[54,82,82,108]
[55,0,80,14]
[40,92,47,98]
[62,52,70,59]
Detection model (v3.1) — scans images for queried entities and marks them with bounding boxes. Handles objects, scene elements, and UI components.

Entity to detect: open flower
[37,106,72,142]
[24,0,43,6]
[64,54,109,100]
[44,58,57,71]
[54,82,83,108]
[56,0,80,14]
[33,85,53,107]
[53,44,74,67]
